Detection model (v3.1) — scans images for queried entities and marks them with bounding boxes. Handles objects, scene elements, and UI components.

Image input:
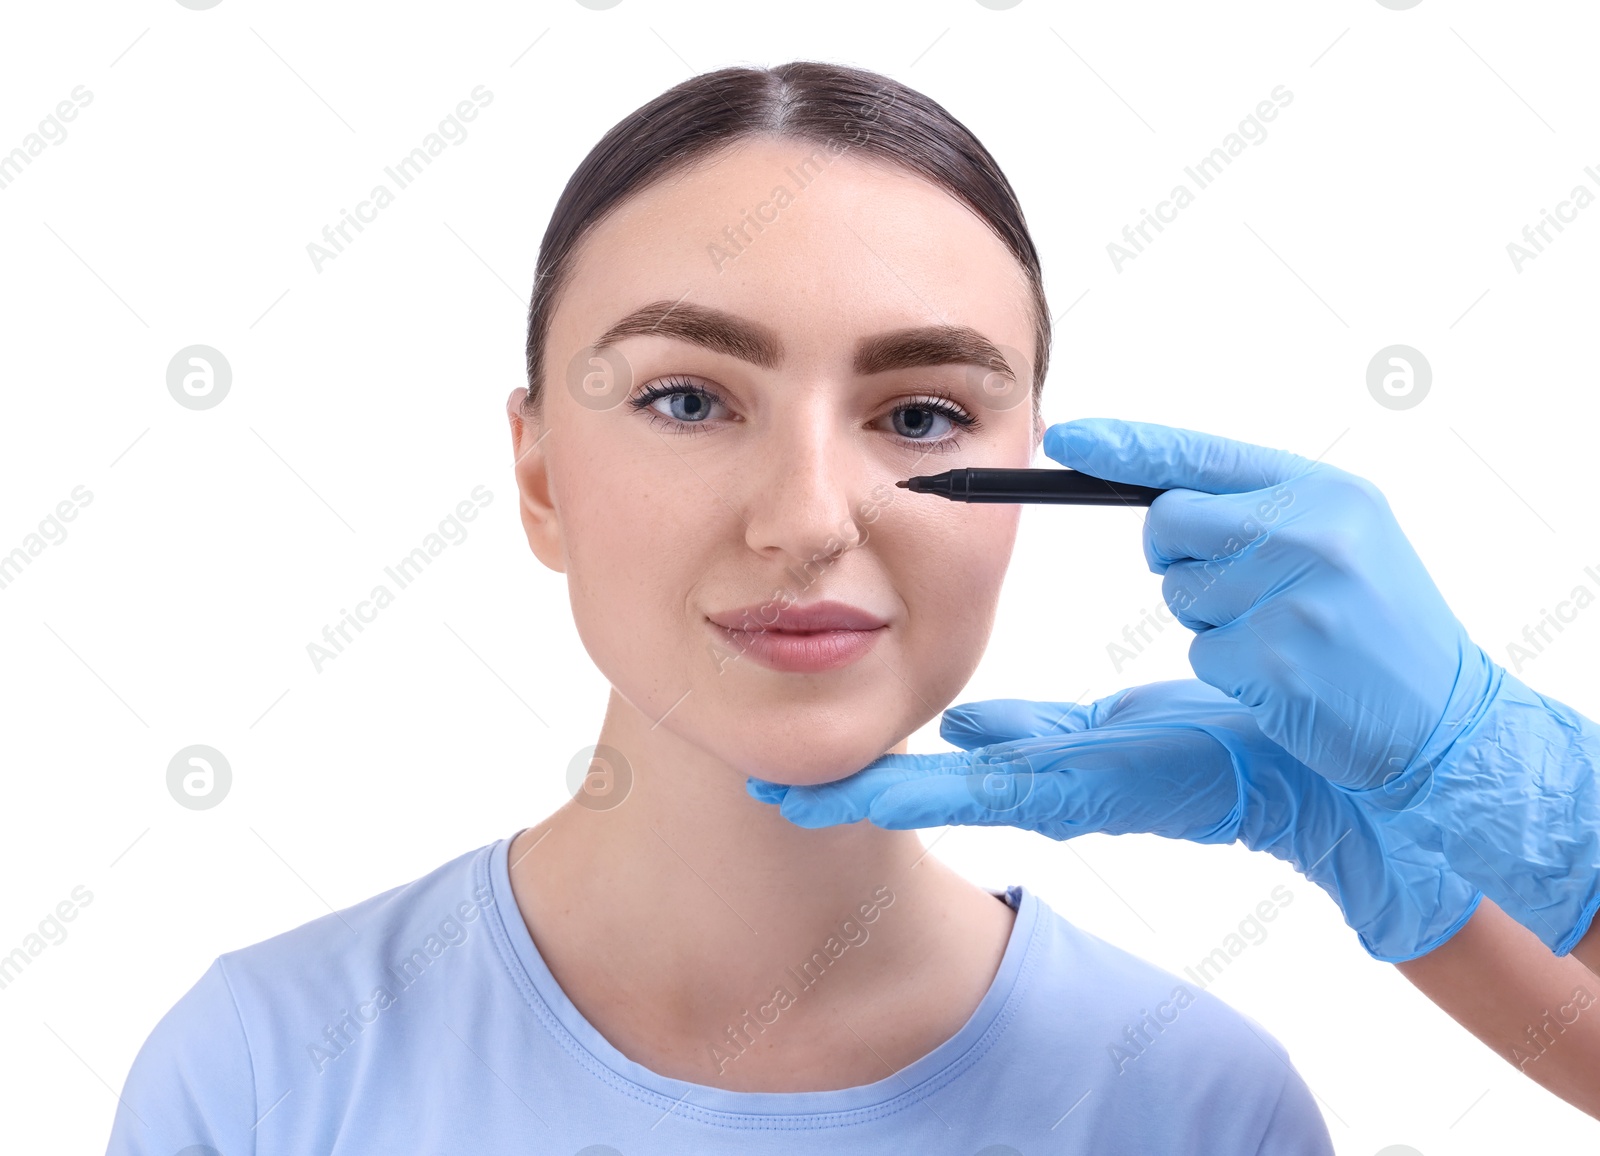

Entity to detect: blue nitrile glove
[748,679,1481,963]
[1045,417,1600,954]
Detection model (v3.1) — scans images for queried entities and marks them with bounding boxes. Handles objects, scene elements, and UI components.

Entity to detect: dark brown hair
[523,60,1050,420]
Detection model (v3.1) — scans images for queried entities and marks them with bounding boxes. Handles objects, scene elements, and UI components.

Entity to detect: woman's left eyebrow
[855,325,1015,380]
[592,300,1015,381]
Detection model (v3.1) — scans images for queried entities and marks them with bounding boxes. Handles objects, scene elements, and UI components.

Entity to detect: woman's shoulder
[1000,888,1329,1146]
[215,837,499,994]
[144,836,502,1041]
[1018,889,1288,1044]
[105,838,507,1154]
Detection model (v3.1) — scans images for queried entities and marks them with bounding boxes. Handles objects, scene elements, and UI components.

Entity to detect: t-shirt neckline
[482,828,1040,1127]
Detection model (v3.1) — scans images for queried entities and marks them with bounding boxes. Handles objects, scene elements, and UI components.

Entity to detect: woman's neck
[507,687,1015,1091]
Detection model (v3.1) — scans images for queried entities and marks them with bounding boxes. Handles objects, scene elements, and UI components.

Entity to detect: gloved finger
[865,756,1236,842]
[767,750,980,829]
[1143,485,1295,573]
[766,722,1246,832]
[758,732,1103,827]
[1106,678,1246,724]
[940,689,1133,749]
[1159,558,1266,631]
[1187,606,1362,716]
[1186,617,1282,708]
[745,777,789,803]
[747,741,1000,807]
[1043,418,1315,495]
[865,771,1076,832]
[1185,618,1386,785]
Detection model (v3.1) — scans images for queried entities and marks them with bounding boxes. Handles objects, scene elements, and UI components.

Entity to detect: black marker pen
[895,467,1167,506]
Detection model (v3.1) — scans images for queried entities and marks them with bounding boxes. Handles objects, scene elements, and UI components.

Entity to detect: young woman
[104,61,1595,1155]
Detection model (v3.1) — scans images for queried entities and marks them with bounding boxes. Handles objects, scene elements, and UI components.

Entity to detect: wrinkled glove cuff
[1373,665,1600,955]
[1357,889,1483,964]
[1235,757,1482,963]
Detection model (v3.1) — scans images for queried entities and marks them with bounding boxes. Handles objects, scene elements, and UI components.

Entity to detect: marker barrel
[909,467,1167,506]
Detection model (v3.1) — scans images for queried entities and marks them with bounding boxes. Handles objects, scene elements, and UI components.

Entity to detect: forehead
[553,135,1034,366]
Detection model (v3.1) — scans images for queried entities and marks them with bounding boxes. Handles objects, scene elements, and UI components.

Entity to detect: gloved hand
[748,679,1481,963]
[1046,417,1600,954]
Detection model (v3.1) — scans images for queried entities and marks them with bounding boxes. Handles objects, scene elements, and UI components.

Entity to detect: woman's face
[510,134,1043,786]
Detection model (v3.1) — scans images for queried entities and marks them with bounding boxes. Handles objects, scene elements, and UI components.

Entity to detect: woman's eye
[882,398,981,448]
[651,390,722,423]
[627,378,729,430]
[889,404,957,440]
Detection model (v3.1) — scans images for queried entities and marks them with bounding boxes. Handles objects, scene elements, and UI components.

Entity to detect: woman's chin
[734,741,904,789]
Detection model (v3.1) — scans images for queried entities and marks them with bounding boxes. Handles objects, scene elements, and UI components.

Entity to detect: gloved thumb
[941,689,1133,750]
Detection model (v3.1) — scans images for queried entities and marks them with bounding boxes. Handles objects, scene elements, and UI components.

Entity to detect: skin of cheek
[548,409,1023,787]
[548,423,704,719]
[856,492,1021,756]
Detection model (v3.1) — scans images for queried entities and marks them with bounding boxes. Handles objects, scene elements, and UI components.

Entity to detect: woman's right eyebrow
[593,300,782,368]
[592,300,1015,381]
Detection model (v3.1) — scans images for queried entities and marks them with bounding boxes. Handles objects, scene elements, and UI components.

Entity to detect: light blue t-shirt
[105,832,1333,1154]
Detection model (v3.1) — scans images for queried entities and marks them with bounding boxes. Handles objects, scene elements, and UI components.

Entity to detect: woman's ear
[506,387,566,574]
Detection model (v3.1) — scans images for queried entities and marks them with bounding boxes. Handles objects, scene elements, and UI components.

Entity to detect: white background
[2,1,1597,1152]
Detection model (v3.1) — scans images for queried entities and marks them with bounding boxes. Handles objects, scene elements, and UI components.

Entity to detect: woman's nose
[739,407,873,568]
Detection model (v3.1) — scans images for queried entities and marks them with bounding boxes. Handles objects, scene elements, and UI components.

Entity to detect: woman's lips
[708,620,886,673]
[705,599,889,673]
